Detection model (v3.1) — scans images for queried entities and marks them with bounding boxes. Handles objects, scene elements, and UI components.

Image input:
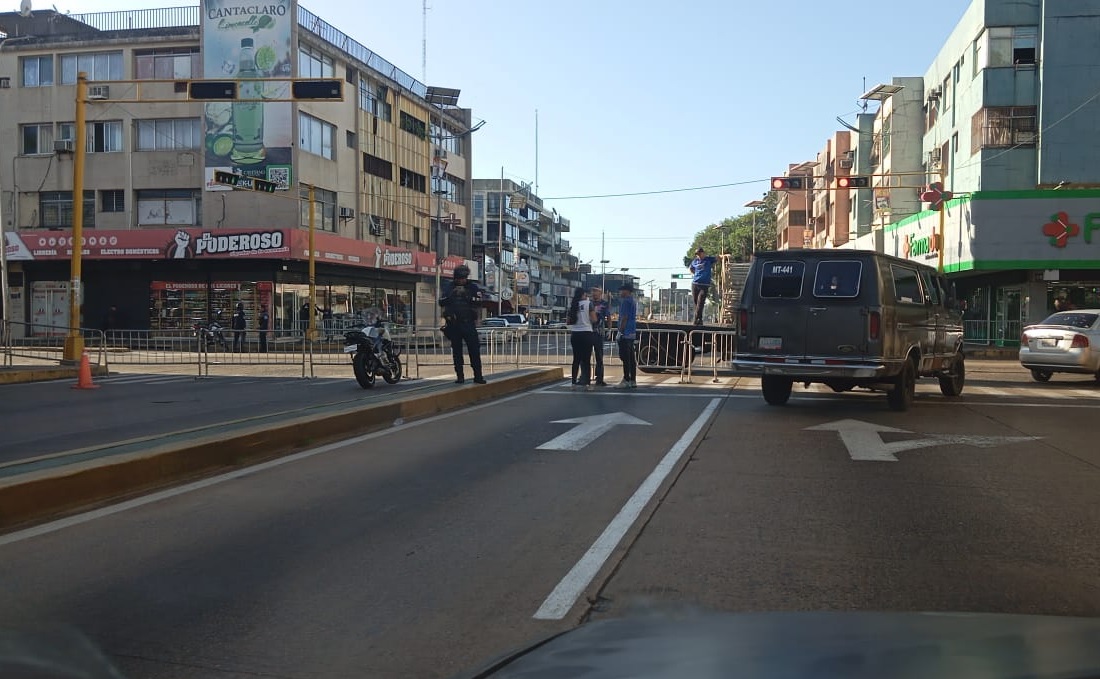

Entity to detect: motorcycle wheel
[352,351,376,389]
[382,353,402,384]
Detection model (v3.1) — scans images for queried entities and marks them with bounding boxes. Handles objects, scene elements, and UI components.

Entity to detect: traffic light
[213,170,241,187]
[771,176,805,190]
[251,177,277,193]
[189,81,237,100]
[292,79,343,100]
[837,176,871,189]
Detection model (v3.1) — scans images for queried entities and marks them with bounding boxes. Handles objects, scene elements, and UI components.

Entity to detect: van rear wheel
[761,376,793,406]
[888,359,916,412]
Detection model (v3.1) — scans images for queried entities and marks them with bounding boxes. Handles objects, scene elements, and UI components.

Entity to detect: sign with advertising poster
[202,0,295,191]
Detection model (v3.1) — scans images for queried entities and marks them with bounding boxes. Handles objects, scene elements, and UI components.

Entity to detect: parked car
[478,317,519,344]
[731,250,966,411]
[486,314,529,338]
[1019,309,1100,383]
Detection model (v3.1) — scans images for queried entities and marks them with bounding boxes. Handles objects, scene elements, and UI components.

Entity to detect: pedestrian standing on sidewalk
[616,283,639,389]
[231,302,247,352]
[258,303,270,352]
[590,286,610,386]
[567,287,596,390]
[439,265,486,385]
[689,247,717,325]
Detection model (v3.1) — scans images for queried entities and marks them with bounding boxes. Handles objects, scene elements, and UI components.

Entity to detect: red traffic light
[837,176,871,189]
[771,176,805,190]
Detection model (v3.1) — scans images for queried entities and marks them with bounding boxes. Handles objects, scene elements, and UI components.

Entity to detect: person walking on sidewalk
[590,286,610,386]
[689,247,717,325]
[231,302,247,352]
[615,283,639,388]
[567,287,597,390]
[439,265,486,385]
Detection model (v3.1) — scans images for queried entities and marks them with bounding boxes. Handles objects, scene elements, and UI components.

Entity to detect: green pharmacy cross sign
[213,171,277,193]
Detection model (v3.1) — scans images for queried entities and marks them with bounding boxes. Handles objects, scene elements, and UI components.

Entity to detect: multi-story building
[774,162,816,249]
[848,0,1100,345]
[0,3,475,335]
[471,178,573,322]
[809,132,853,249]
[862,77,924,231]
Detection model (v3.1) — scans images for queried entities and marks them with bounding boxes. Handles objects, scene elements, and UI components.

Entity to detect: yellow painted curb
[0,367,564,531]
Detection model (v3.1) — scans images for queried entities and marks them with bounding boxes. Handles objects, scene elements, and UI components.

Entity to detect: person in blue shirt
[689,247,717,325]
[615,282,638,388]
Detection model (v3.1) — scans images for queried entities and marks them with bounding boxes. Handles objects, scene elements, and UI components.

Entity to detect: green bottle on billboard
[231,37,265,164]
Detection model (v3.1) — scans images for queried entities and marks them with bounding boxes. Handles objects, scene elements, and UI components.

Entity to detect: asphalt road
[1,367,1099,677]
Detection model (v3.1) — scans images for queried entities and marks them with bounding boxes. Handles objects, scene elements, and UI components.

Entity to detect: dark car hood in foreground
[459,611,1100,679]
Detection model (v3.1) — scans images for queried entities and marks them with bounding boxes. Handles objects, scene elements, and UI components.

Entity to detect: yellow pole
[308,184,316,340]
[937,167,946,273]
[63,71,88,362]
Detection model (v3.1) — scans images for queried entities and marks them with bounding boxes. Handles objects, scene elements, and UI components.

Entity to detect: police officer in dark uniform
[439,265,486,384]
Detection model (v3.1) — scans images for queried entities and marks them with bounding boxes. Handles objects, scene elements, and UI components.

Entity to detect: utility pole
[62,72,89,363]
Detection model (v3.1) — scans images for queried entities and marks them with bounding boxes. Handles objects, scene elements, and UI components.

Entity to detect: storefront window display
[273,283,414,332]
[149,281,272,332]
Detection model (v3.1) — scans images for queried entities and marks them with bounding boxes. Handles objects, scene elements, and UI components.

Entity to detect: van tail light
[1071,334,1090,349]
[868,311,881,340]
[1021,332,1029,345]
[738,309,748,337]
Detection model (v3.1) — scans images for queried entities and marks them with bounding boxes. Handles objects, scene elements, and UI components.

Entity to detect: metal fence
[683,329,739,383]
[2,320,105,368]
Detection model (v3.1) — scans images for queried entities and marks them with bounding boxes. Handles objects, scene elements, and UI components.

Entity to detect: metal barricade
[634,328,692,381]
[684,328,739,383]
[2,319,106,369]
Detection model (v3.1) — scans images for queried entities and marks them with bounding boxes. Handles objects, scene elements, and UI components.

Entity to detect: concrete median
[0,367,564,532]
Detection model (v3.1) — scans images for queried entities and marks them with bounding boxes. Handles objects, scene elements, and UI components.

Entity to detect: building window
[473,195,484,218]
[363,153,393,180]
[399,111,427,139]
[399,167,426,193]
[136,118,201,150]
[431,121,464,155]
[100,190,125,213]
[346,130,357,149]
[21,55,54,87]
[137,190,201,225]
[134,47,201,79]
[88,121,123,152]
[60,51,123,84]
[39,191,95,228]
[788,210,807,227]
[299,185,336,231]
[971,106,1037,152]
[298,45,334,78]
[21,124,54,155]
[58,122,74,141]
[436,174,465,204]
[984,26,1038,68]
[973,33,983,77]
[358,78,392,121]
[298,112,335,159]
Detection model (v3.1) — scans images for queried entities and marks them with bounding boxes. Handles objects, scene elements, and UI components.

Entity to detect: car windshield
[481,319,506,327]
[1041,312,1098,329]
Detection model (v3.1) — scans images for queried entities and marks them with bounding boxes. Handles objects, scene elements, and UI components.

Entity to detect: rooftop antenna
[860,76,869,113]
[421,0,427,82]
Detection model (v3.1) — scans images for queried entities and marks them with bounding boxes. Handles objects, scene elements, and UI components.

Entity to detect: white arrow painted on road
[805,418,1040,462]
[537,412,651,451]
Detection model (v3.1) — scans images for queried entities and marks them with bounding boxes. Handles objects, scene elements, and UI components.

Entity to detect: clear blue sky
[66,0,970,284]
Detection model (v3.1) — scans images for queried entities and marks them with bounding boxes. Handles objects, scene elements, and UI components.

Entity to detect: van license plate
[759,337,782,350]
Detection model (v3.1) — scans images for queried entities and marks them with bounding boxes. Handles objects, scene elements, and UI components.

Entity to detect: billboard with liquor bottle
[201,0,294,191]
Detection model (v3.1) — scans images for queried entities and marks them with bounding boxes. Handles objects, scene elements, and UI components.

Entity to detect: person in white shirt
[566,287,597,390]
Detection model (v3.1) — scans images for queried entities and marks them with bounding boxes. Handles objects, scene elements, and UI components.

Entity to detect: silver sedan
[1019,309,1100,383]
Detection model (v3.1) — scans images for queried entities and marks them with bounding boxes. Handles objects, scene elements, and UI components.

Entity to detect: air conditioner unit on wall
[929,148,942,163]
[839,159,853,169]
[87,85,109,100]
[339,207,354,219]
[54,139,74,153]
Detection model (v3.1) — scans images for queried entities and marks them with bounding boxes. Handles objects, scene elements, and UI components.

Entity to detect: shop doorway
[994,286,1022,347]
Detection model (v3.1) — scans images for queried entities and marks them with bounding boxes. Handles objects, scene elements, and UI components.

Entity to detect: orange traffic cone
[73,350,100,390]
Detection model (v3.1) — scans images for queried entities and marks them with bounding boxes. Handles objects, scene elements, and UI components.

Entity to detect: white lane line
[536,390,723,398]
[1070,389,1100,398]
[1039,390,1072,399]
[533,397,722,620]
[0,387,537,547]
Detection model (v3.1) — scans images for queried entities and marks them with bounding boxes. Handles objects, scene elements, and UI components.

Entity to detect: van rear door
[749,259,810,358]
[804,259,869,361]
